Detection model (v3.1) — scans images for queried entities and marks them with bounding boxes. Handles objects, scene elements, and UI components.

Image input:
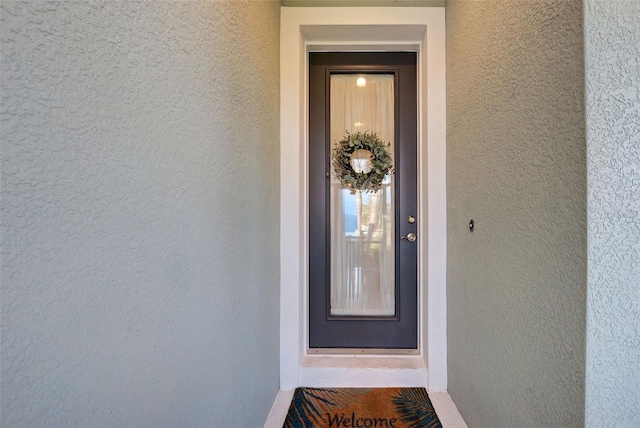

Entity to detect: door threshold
[300,353,427,387]
[308,348,419,355]
[301,353,426,369]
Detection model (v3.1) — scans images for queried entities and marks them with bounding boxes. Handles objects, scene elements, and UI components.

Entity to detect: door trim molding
[280,6,447,391]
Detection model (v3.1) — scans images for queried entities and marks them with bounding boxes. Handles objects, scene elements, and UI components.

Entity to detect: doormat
[283,387,442,428]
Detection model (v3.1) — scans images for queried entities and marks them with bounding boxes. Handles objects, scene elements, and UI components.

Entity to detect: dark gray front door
[309,52,418,349]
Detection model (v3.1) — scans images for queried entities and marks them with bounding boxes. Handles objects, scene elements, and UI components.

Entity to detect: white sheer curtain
[330,74,395,316]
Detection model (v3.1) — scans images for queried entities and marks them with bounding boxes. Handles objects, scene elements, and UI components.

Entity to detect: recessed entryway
[280,6,446,390]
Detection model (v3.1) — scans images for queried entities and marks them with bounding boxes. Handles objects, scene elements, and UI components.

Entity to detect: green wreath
[331,131,394,193]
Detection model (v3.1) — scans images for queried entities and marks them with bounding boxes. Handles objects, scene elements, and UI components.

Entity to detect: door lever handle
[400,232,417,242]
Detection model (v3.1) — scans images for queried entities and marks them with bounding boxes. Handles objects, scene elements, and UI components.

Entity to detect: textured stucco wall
[1,1,280,426]
[585,1,640,426]
[446,1,586,426]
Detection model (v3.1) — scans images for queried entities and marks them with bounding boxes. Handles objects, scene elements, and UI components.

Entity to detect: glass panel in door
[329,74,395,317]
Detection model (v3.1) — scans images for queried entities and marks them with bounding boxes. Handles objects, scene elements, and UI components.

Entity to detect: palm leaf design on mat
[391,388,443,428]
[284,388,370,428]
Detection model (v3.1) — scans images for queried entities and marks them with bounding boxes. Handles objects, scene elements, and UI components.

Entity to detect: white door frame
[279,7,446,391]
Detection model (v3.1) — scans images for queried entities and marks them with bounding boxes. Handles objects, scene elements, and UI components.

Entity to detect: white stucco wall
[446,1,587,426]
[585,1,640,426]
[1,1,280,426]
